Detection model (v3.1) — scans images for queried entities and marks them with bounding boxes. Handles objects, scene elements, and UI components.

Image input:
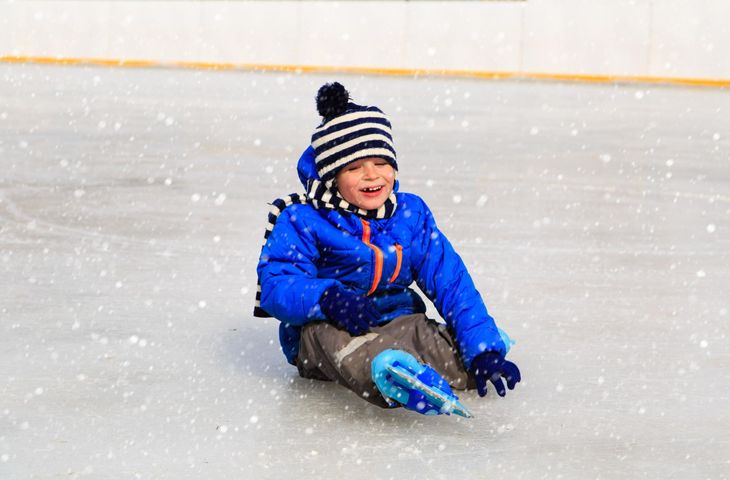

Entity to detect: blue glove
[319,285,381,336]
[469,352,521,397]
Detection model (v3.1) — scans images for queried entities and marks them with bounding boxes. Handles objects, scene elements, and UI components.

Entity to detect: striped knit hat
[311,82,398,184]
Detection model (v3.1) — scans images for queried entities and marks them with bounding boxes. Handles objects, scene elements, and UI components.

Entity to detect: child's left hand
[469,352,521,397]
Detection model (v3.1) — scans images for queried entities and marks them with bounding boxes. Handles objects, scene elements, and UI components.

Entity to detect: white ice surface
[1,65,728,479]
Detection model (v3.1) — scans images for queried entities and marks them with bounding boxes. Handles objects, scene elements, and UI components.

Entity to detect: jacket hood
[296,146,399,192]
[296,146,319,189]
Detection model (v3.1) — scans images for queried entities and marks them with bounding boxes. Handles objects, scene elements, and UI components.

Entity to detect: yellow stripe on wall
[2,55,729,88]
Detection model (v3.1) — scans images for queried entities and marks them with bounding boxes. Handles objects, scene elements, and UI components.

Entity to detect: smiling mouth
[360,186,384,193]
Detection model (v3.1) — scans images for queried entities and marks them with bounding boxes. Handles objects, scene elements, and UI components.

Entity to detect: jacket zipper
[360,219,383,296]
[388,244,402,284]
[361,220,402,292]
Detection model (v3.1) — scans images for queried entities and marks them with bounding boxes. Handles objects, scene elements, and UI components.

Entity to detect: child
[254,82,520,416]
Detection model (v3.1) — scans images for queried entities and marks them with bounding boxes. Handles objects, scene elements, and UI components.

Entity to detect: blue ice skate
[371,349,473,418]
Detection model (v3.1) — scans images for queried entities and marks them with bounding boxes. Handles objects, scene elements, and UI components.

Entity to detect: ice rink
[1,64,728,479]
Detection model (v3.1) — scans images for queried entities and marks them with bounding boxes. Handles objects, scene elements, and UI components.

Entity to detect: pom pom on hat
[316,82,350,122]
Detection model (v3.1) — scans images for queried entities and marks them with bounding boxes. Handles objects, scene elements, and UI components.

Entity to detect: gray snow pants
[296,313,475,408]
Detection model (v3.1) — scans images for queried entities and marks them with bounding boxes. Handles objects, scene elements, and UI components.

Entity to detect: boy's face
[335,157,395,211]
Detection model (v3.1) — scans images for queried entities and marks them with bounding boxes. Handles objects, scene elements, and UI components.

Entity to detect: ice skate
[371,349,473,418]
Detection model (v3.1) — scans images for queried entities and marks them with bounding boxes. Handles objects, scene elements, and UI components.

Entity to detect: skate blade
[385,365,474,418]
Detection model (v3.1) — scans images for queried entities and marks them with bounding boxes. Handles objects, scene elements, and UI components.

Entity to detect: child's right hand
[319,285,381,336]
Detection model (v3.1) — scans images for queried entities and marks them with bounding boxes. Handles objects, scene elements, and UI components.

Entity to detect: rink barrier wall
[2,55,730,89]
[2,0,729,88]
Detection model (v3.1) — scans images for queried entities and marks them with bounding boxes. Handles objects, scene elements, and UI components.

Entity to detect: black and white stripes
[312,105,397,183]
[253,179,398,318]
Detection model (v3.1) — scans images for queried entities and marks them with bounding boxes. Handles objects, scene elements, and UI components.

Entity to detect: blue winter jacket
[256,150,506,368]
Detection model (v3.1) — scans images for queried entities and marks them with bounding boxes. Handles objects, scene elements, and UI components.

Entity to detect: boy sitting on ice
[254,82,520,416]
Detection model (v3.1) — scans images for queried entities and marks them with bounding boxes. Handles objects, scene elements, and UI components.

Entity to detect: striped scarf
[253,178,398,317]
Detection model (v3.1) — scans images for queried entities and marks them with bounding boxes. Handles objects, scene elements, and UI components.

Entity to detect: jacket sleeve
[409,197,506,369]
[256,205,338,326]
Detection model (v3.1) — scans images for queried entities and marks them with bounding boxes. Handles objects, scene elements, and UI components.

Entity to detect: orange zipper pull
[388,244,402,283]
[360,219,383,295]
